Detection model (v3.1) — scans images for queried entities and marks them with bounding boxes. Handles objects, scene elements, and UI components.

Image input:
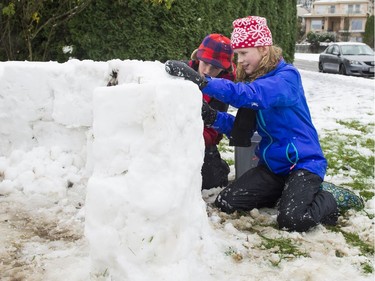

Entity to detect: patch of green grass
[259,234,307,259]
[362,262,374,274]
[218,135,234,165]
[218,135,234,154]
[327,226,374,256]
[324,226,373,274]
[362,209,375,220]
[321,134,374,179]
[320,121,374,195]
[225,159,234,166]
[336,120,373,134]
[361,137,375,150]
[342,231,374,255]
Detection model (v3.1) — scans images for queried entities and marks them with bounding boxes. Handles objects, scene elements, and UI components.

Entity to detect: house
[298,4,310,26]
[302,0,374,42]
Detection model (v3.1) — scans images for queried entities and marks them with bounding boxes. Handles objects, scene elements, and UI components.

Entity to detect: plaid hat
[231,16,273,49]
[196,34,233,70]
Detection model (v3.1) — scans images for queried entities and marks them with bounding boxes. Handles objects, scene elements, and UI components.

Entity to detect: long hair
[236,45,283,82]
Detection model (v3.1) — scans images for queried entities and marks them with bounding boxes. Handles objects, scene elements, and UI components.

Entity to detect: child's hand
[165,60,208,90]
[201,99,217,126]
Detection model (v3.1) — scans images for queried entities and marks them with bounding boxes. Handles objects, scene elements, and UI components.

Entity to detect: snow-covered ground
[0,54,374,281]
[294,53,320,62]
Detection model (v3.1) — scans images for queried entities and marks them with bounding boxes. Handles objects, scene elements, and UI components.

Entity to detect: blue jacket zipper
[257,110,273,171]
[286,142,299,170]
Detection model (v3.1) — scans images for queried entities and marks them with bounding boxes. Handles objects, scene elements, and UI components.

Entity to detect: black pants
[201,146,230,190]
[215,165,339,232]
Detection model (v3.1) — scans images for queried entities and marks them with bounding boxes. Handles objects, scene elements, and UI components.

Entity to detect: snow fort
[85,60,214,280]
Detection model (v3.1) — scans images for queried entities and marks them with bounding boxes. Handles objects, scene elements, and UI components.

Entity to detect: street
[293,59,319,72]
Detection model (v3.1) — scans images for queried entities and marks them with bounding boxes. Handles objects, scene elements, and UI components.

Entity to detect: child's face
[198,60,223,77]
[235,47,265,75]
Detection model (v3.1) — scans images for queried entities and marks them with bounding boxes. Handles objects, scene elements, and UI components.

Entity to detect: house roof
[297,5,310,16]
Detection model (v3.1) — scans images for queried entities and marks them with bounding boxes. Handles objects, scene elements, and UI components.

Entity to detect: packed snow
[0,54,374,281]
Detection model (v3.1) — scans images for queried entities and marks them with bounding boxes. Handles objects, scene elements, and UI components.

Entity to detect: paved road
[293,59,319,72]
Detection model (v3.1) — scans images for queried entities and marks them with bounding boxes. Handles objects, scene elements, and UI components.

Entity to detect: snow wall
[0,60,215,280]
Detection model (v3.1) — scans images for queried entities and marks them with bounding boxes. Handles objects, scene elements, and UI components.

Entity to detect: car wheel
[318,62,324,72]
[339,64,347,75]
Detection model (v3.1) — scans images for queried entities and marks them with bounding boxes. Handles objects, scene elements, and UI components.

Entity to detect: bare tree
[297,0,313,12]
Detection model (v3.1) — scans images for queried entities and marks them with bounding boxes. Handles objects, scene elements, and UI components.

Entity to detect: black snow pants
[214,165,339,232]
[201,146,230,190]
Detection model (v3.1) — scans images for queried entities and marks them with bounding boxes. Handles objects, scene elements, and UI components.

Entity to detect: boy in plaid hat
[188,34,236,190]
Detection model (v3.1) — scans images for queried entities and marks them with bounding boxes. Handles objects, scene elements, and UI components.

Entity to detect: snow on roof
[330,41,367,45]
[314,0,368,3]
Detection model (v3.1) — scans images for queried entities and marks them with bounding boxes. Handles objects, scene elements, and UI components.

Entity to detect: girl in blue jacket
[165,16,363,232]
[203,16,338,232]
[202,16,365,232]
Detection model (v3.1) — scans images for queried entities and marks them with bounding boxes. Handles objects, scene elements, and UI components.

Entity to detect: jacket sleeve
[203,127,221,147]
[211,111,235,137]
[202,68,301,110]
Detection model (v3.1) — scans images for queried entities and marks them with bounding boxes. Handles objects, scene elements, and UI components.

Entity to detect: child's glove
[165,60,208,90]
[201,99,217,126]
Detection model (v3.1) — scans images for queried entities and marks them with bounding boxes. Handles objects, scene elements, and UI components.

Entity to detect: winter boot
[320,181,364,211]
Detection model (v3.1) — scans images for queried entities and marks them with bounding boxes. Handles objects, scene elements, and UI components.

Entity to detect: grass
[327,225,374,256]
[327,225,374,273]
[217,135,234,154]
[259,235,307,261]
[218,135,235,166]
[315,119,374,263]
[319,120,374,200]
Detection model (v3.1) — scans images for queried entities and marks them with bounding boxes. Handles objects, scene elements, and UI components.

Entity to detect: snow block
[85,71,213,280]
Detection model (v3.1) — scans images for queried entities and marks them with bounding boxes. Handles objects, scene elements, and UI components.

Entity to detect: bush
[306,31,335,52]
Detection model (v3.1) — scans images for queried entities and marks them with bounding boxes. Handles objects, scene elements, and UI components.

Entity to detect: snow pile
[86,69,214,280]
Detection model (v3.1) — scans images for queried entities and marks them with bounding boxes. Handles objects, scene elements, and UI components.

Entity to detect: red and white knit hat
[230,16,273,49]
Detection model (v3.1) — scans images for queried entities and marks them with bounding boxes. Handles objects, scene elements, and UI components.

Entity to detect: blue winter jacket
[202,59,327,180]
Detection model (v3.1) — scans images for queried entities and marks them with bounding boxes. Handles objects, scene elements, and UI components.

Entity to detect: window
[326,45,339,55]
[347,4,361,14]
[341,45,354,55]
[351,20,363,31]
[329,5,335,13]
[326,46,334,54]
[354,4,360,13]
[341,44,373,55]
[311,19,323,30]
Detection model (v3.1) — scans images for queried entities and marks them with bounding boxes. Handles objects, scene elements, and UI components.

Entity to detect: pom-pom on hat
[231,16,273,49]
[196,34,234,70]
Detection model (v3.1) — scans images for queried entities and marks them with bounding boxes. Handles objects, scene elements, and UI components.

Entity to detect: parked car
[318,42,374,77]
